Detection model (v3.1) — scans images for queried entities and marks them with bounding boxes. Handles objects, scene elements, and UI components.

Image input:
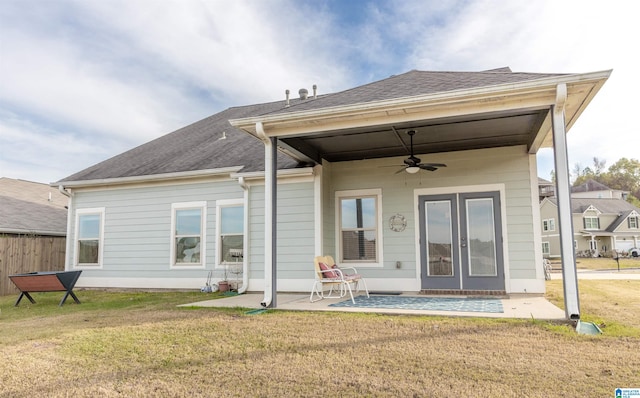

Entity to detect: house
[53,67,611,319]
[538,177,555,201]
[0,178,68,295]
[571,178,628,200]
[540,187,640,258]
[538,178,629,202]
[0,177,68,236]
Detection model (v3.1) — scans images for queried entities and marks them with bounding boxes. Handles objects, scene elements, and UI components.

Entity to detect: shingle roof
[0,196,67,235]
[262,69,566,116]
[58,68,569,183]
[59,105,302,182]
[606,210,637,232]
[571,179,612,193]
[548,197,640,214]
[0,177,68,209]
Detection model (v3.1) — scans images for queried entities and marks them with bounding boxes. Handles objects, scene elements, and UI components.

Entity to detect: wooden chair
[310,256,369,304]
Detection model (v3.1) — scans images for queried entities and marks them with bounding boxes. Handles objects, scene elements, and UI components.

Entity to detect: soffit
[230,71,610,164]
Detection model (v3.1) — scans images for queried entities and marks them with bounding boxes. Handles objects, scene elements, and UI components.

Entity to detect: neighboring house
[0,177,68,235]
[0,178,68,295]
[539,178,629,202]
[540,197,640,257]
[538,177,555,201]
[571,179,628,200]
[52,67,610,314]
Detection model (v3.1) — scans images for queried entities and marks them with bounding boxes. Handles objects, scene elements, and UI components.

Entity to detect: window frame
[74,207,105,268]
[170,201,207,269]
[583,216,599,230]
[335,189,383,267]
[542,218,555,232]
[542,241,550,256]
[629,216,638,229]
[216,198,245,267]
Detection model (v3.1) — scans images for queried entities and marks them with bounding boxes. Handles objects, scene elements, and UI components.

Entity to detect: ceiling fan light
[406,166,420,174]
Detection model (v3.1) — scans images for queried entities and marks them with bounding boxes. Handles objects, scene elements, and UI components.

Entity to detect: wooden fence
[0,235,66,296]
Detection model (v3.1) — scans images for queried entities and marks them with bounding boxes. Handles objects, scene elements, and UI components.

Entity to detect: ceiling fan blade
[394,167,407,174]
[418,164,438,171]
[421,163,447,168]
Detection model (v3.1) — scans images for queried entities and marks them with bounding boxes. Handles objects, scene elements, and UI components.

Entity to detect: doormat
[329,295,503,313]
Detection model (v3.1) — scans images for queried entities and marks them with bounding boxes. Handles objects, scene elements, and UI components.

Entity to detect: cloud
[0,0,636,184]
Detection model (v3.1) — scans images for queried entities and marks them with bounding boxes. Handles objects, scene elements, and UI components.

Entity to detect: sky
[0,0,637,184]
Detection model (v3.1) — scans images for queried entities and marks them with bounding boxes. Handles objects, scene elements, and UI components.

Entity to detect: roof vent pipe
[299,88,308,100]
[313,84,317,99]
[285,89,290,107]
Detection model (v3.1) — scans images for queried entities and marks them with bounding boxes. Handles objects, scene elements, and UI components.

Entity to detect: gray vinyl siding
[69,180,244,279]
[248,181,316,280]
[326,145,538,281]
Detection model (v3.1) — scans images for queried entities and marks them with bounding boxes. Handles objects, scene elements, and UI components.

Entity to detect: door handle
[461,237,467,248]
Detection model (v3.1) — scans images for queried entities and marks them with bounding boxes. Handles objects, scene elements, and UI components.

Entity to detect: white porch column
[256,122,277,308]
[551,83,580,320]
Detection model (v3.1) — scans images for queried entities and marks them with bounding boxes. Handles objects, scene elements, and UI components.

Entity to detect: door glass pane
[425,201,453,276]
[466,198,497,276]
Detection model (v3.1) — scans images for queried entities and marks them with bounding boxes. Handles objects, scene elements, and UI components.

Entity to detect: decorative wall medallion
[389,213,407,232]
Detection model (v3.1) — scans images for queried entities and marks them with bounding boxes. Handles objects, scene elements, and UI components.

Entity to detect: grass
[550,256,640,271]
[1,286,639,397]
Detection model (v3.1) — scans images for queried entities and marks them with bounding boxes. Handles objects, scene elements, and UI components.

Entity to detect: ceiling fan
[395,130,446,174]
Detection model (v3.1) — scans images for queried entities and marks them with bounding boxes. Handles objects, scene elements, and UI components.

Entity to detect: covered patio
[183,292,565,320]
[230,68,611,320]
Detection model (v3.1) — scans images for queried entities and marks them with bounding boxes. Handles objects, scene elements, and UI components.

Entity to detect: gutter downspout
[256,122,277,308]
[552,83,580,320]
[58,185,73,271]
[237,177,250,294]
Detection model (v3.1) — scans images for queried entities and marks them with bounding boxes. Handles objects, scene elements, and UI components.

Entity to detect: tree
[602,158,640,204]
[569,157,640,206]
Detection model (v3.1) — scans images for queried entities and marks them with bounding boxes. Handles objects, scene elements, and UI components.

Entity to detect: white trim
[229,70,611,134]
[314,165,323,257]
[542,218,556,232]
[529,158,544,282]
[583,216,599,230]
[53,167,243,189]
[74,207,105,269]
[170,201,207,269]
[215,198,245,267]
[509,278,545,294]
[335,188,384,268]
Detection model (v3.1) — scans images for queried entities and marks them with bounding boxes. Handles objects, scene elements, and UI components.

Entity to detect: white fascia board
[230,70,612,137]
[52,167,244,189]
[231,167,315,181]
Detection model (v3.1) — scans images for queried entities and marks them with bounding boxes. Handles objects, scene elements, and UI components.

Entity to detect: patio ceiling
[230,70,611,166]
[278,107,549,163]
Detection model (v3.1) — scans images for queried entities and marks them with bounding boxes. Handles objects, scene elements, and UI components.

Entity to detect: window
[629,217,639,229]
[336,189,382,266]
[542,218,555,232]
[75,208,104,266]
[171,202,206,267]
[542,242,550,256]
[583,216,599,230]
[216,199,244,265]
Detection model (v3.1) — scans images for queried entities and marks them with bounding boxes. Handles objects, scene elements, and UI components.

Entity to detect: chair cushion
[318,262,339,279]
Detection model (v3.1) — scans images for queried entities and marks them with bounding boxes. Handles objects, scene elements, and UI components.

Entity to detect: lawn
[549,256,640,271]
[1,286,639,397]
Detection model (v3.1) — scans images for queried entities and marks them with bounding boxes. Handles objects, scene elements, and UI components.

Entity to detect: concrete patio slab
[181,292,566,320]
